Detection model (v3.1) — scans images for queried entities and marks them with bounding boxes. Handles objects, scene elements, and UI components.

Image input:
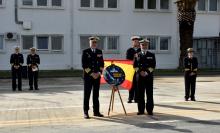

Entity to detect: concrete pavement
[0,76,219,133]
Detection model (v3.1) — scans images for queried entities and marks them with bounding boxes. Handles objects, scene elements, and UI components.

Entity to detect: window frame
[20,0,64,9]
[21,35,35,50]
[22,0,34,6]
[36,35,50,51]
[0,34,4,52]
[197,0,220,13]
[79,34,120,53]
[21,34,64,53]
[159,36,171,52]
[79,0,120,11]
[140,35,171,53]
[51,35,64,52]
[0,0,5,8]
[134,0,171,12]
[51,0,62,7]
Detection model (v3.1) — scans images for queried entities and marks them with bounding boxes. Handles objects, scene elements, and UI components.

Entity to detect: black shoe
[148,112,153,116]
[127,100,132,103]
[29,88,33,90]
[18,89,22,91]
[84,113,90,119]
[94,113,104,117]
[35,88,39,90]
[12,89,16,92]
[185,98,189,101]
[191,98,196,101]
[137,112,144,115]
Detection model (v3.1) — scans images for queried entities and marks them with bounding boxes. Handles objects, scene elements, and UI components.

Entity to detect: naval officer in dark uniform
[134,39,156,115]
[82,36,104,119]
[10,46,24,91]
[184,48,198,101]
[27,47,40,91]
[126,36,141,103]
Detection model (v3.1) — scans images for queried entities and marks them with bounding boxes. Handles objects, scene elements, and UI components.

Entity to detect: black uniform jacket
[184,57,198,74]
[126,47,141,60]
[133,51,156,74]
[27,54,40,67]
[10,53,24,67]
[82,48,104,77]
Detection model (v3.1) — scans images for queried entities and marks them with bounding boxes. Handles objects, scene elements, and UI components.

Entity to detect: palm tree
[175,0,197,68]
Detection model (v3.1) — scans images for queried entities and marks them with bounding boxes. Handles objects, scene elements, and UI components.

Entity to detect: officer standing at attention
[82,36,104,119]
[126,36,141,103]
[27,47,40,91]
[134,39,156,115]
[184,48,198,101]
[10,46,24,91]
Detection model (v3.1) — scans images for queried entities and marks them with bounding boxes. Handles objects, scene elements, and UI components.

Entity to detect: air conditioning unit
[4,32,18,40]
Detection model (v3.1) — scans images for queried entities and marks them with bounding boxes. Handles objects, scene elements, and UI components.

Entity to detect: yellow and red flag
[101,59,135,90]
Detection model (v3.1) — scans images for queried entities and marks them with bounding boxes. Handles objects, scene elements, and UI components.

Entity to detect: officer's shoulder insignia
[86,52,91,58]
[97,54,102,57]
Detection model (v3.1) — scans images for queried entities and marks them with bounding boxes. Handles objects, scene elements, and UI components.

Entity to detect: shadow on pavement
[93,112,220,133]
[155,104,220,113]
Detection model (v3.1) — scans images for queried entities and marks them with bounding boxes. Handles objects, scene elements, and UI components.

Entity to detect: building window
[22,0,33,6]
[135,0,144,9]
[135,0,170,10]
[148,0,156,9]
[160,0,169,9]
[94,0,104,8]
[147,36,157,50]
[198,0,219,12]
[198,0,206,11]
[0,35,3,50]
[37,0,47,6]
[52,0,62,6]
[160,37,170,50]
[209,0,217,11]
[80,35,119,52]
[107,36,118,50]
[141,36,171,52]
[51,36,63,51]
[22,36,34,50]
[108,0,117,8]
[81,0,90,7]
[37,36,49,50]
[80,0,118,9]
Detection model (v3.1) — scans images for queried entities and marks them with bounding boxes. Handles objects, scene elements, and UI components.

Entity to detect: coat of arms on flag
[101,59,135,90]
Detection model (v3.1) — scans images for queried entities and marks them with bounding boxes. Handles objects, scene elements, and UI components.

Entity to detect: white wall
[0,0,220,70]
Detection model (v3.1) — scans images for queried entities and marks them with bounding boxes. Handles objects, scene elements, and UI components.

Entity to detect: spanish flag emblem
[101,59,135,90]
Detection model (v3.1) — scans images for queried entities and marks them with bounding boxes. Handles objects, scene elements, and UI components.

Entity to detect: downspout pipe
[15,0,23,25]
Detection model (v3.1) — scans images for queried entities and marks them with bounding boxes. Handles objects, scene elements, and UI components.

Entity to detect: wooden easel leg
[118,88,127,116]
[108,88,114,116]
[112,87,115,111]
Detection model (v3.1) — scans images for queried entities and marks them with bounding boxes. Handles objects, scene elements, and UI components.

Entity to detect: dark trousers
[137,75,154,114]
[11,67,22,91]
[128,72,138,101]
[83,76,100,114]
[28,68,39,89]
[185,74,197,99]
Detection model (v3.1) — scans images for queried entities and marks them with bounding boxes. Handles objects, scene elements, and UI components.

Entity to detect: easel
[108,85,127,116]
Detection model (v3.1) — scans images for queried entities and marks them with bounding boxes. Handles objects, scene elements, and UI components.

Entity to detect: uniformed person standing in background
[126,36,141,103]
[134,39,156,115]
[184,48,198,101]
[82,36,104,119]
[10,46,24,91]
[27,47,40,91]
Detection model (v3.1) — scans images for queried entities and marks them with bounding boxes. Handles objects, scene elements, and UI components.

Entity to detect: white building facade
[0,0,220,70]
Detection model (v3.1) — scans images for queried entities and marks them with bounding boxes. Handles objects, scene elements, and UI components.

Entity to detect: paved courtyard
[0,76,219,133]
